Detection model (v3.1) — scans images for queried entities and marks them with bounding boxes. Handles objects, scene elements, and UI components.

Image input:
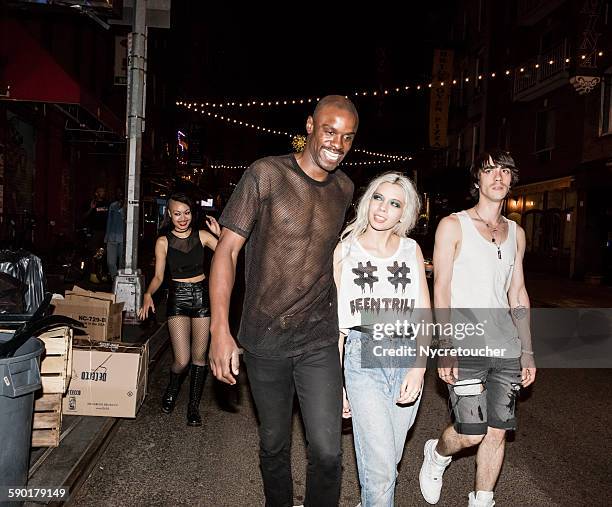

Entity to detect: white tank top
[451,210,520,356]
[451,210,516,308]
[337,236,421,333]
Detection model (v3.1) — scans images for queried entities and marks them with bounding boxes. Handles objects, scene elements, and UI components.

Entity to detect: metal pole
[114,0,146,324]
[125,0,146,272]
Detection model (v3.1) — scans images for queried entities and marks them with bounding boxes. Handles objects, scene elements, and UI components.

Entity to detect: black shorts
[167,280,211,318]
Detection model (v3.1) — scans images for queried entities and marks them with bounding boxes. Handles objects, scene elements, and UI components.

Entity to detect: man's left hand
[521,353,536,387]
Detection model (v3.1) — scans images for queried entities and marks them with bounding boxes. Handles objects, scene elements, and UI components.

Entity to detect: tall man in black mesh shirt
[209,95,358,507]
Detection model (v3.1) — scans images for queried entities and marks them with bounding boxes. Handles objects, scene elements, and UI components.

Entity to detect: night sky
[168,3,455,171]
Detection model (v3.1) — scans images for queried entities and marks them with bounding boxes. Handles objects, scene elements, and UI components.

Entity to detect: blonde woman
[334,172,430,506]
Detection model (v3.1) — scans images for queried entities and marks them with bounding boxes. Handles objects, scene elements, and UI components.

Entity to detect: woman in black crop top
[137,192,220,426]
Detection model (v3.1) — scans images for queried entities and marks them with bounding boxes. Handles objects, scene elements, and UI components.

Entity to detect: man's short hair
[313,95,359,129]
[469,150,519,198]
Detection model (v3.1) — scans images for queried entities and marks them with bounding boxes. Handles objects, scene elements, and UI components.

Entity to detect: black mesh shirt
[219,154,354,358]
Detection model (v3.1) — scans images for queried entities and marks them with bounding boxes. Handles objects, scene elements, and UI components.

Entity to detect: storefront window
[547,189,564,209]
[524,193,543,211]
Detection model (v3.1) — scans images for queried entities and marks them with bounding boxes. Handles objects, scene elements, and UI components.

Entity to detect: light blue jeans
[344,330,422,507]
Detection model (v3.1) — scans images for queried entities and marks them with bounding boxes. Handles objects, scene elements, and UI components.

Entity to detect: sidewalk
[525,271,612,307]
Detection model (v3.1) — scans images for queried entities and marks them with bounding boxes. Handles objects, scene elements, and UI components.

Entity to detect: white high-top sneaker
[468,490,495,507]
[419,439,452,504]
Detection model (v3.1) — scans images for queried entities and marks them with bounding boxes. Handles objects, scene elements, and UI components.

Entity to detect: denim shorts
[167,280,210,318]
[448,356,522,435]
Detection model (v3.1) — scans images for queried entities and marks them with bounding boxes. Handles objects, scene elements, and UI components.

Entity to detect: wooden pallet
[31,393,62,447]
[39,326,73,394]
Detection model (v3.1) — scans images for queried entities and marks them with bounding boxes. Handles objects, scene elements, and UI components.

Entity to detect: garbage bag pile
[0,249,46,314]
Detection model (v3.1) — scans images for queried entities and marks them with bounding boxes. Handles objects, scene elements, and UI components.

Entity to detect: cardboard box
[52,286,124,341]
[62,338,148,418]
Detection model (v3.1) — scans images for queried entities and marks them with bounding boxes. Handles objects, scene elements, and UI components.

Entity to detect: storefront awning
[0,18,124,136]
[511,175,575,195]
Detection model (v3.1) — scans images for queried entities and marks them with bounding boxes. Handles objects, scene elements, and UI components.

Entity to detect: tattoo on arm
[512,305,527,320]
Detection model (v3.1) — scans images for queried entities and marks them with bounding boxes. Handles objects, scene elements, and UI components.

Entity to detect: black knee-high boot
[161,370,184,414]
[187,364,207,426]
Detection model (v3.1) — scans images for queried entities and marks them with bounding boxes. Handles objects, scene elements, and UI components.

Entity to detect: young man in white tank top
[419,151,537,507]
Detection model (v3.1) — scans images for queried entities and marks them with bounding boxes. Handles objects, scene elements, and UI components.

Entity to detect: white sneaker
[419,439,452,504]
[468,491,495,507]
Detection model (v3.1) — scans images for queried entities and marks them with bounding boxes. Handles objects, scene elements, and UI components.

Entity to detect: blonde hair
[341,172,421,243]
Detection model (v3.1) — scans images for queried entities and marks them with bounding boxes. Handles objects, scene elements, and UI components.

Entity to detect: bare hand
[521,353,536,387]
[397,368,425,404]
[137,293,155,320]
[342,387,352,419]
[205,215,221,237]
[209,328,240,385]
[438,355,458,384]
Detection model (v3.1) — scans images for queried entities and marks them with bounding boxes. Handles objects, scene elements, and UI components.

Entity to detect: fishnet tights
[167,316,211,373]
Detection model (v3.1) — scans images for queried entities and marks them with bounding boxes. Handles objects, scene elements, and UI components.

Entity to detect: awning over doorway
[0,17,124,137]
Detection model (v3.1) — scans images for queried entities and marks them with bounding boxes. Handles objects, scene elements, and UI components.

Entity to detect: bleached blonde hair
[340,172,421,243]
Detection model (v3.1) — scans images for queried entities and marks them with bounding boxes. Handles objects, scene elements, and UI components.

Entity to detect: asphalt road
[70,336,612,507]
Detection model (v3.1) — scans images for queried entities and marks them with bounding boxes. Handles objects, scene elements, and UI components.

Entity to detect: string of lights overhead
[177,48,606,170]
[178,103,415,161]
[196,158,407,174]
[177,50,605,110]
[354,148,411,161]
[342,159,407,166]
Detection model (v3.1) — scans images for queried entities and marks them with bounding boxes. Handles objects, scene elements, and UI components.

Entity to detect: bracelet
[521,349,534,355]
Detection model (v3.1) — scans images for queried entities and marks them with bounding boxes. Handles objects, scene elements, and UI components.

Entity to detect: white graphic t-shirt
[337,236,421,333]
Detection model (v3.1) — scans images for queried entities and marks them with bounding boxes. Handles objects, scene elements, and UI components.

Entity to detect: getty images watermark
[368,318,509,361]
[353,308,612,368]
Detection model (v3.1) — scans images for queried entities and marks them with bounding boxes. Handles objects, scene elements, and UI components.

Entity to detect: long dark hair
[159,192,197,234]
[469,150,519,198]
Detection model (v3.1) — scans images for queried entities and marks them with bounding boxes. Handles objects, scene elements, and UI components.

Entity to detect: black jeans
[244,343,343,507]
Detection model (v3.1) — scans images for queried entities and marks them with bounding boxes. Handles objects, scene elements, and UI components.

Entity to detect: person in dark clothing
[84,187,110,241]
[209,95,358,507]
[138,192,220,426]
[82,187,110,283]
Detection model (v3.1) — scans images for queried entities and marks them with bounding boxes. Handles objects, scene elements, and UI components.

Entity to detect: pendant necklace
[473,208,503,259]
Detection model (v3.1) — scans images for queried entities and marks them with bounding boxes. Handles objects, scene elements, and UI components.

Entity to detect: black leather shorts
[167,280,211,318]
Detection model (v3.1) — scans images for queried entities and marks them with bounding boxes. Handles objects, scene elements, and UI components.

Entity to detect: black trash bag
[0,249,46,314]
[0,272,25,314]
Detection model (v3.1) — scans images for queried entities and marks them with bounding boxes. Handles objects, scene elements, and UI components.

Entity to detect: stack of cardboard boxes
[52,287,148,418]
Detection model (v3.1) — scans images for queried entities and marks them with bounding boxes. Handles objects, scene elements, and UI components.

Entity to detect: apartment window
[535,110,555,152]
[601,70,612,135]
[472,123,481,163]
